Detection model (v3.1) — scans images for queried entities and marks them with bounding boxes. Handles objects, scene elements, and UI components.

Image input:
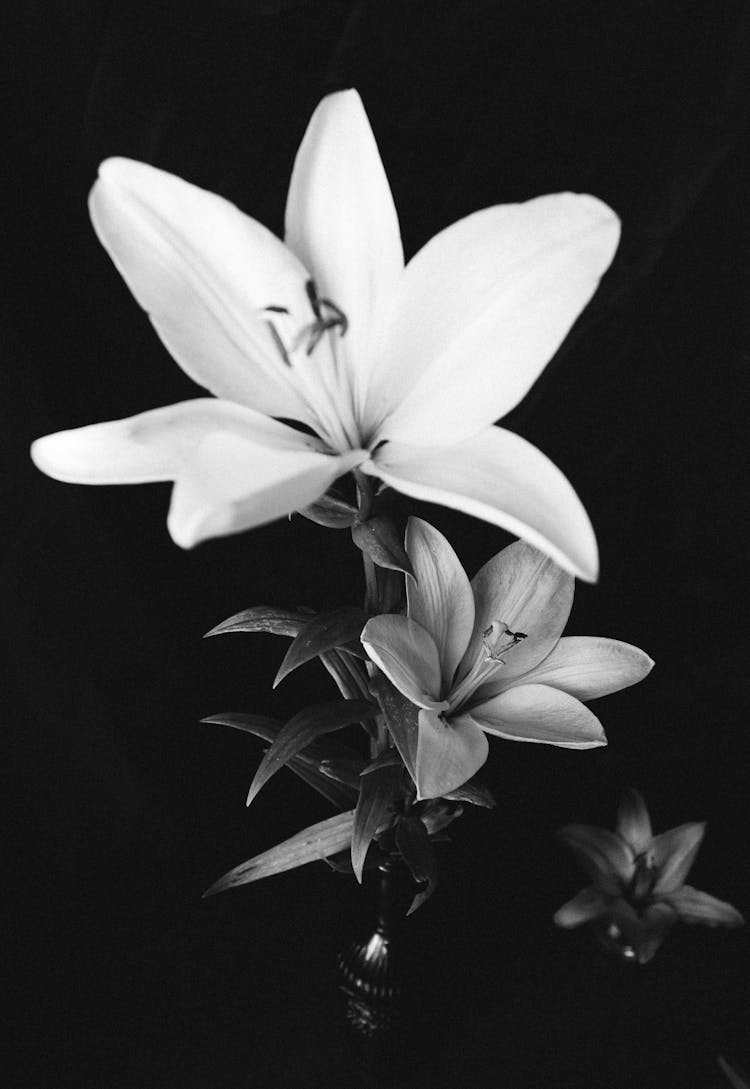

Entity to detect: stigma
[482,621,527,663]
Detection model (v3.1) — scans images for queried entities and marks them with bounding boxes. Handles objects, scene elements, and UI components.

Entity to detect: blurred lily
[555,788,744,964]
[31,90,619,578]
[361,517,653,799]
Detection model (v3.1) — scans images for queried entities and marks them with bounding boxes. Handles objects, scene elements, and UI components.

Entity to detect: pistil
[449,621,527,709]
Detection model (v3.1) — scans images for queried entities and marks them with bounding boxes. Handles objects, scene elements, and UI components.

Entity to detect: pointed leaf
[274,607,371,687]
[443,777,496,808]
[204,605,314,639]
[352,516,414,577]
[369,672,419,781]
[361,749,404,775]
[246,700,375,806]
[718,1056,750,1089]
[351,763,404,882]
[203,811,355,895]
[415,798,464,836]
[395,815,438,914]
[298,491,358,528]
[202,712,362,808]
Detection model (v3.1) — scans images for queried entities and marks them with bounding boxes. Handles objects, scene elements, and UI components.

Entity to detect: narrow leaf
[352,516,415,577]
[247,700,375,806]
[415,798,464,835]
[298,491,358,529]
[443,777,496,808]
[718,1056,750,1089]
[204,605,314,639]
[203,811,355,895]
[202,712,362,808]
[361,749,404,775]
[396,815,438,914]
[351,763,404,882]
[274,607,371,687]
[369,672,419,781]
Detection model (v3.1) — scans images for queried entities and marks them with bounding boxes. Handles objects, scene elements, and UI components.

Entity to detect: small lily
[361,517,653,799]
[30,90,620,579]
[555,788,744,964]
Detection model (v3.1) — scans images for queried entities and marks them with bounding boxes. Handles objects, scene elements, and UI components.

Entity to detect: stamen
[482,621,527,663]
[303,279,348,355]
[265,320,292,367]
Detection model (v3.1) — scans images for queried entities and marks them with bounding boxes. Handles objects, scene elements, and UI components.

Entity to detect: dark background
[6,1,750,1086]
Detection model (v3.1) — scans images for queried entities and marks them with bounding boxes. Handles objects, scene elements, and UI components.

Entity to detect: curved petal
[553,886,610,928]
[361,615,445,709]
[415,708,489,801]
[90,158,314,422]
[615,789,654,856]
[509,637,655,701]
[463,684,607,748]
[661,885,744,927]
[556,825,634,894]
[367,426,598,582]
[651,822,706,894]
[370,193,620,445]
[31,399,363,548]
[608,900,678,964]
[458,539,573,692]
[284,90,404,414]
[405,517,474,689]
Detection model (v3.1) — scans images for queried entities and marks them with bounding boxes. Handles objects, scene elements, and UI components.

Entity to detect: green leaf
[246,700,376,806]
[351,763,404,883]
[202,712,362,809]
[369,672,419,782]
[203,811,355,895]
[274,607,371,687]
[298,492,358,529]
[396,815,438,914]
[352,516,414,577]
[204,605,314,639]
[444,777,496,808]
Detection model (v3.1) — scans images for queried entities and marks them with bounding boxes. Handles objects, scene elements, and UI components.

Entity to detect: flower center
[449,621,527,709]
[263,280,349,365]
[626,852,658,908]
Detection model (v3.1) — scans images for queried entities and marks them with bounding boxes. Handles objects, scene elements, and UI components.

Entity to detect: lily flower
[360,517,653,799]
[555,789,744,964]
[30,90,620,579]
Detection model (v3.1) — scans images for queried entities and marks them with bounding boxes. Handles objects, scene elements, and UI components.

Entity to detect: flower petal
[608,900,678,964]
[513,637,654,701]
[415,708,489,801]
[462,685,607,749]
[361,615,444,710]
[405,517,475,690]
[31,399,364,548]
[651,822,706,894]
[615,789,654,856]
[458,540,574,694]
[370,193,619,446]
[90,158,314,422]
[556,825,635,894]
[553,885,610,928]
[660,885,744,928]
[284,90,404,414]
[368,427,597,582]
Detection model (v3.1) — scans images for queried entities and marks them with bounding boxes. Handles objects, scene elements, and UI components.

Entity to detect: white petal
[31,399,364,548]
[510,637,655,701]
[553,886,610,928]
[458,539,573,693]
[461,684,607,748]
[651,822,706,895]
[405,517,475,690]
[368,427,598,581]
[370,193,619,445]
[615,789,654,856]
[361,615,445,709]
[415,708,489,801]
[90,158,314,422]
[661,885,744,928]
[284,90,404,413]
[556,825,634,893]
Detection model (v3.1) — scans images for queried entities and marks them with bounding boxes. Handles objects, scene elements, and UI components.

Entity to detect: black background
[6,2,750,1086]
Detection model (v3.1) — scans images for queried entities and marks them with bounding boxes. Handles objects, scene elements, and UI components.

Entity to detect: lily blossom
[30,90,619,579]
[555,789,744,964]
[361,517,653,799]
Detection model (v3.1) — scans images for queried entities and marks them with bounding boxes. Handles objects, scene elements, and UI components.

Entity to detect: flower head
[555,789,744,964]
[361,517,653,799]
[31,90,620,579]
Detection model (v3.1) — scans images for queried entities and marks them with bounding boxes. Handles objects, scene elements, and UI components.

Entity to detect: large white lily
[31,90,619,579]
[361,518,653,799]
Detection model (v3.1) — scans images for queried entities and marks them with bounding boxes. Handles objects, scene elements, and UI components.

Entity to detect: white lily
[31,90,619,578]
[361,517,653,799]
